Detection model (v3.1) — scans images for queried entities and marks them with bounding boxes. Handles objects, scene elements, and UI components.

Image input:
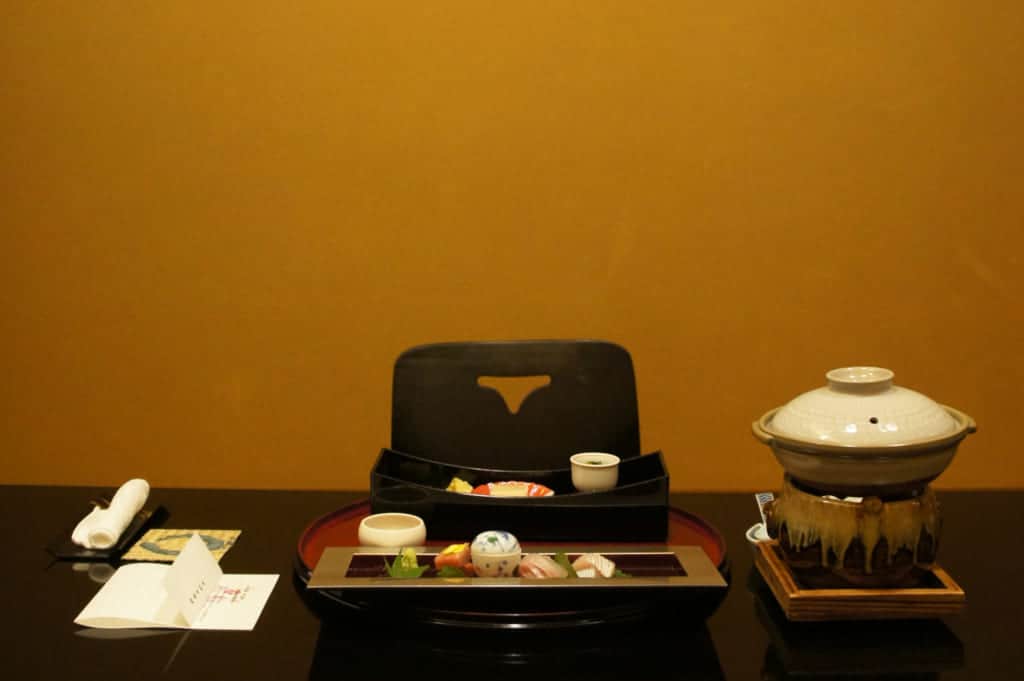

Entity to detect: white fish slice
[572,553,616,578]
[519,553,568,579]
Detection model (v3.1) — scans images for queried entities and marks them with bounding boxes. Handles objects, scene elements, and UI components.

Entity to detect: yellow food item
[447,477,473,494]
[439,542,469,556]
[398,547,419,569]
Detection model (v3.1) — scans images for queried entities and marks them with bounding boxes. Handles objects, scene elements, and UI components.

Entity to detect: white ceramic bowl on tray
[570,452,621,493]
[358,513,427,547]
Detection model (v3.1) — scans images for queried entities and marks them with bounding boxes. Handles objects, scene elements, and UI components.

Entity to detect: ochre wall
[3,3,1022,490]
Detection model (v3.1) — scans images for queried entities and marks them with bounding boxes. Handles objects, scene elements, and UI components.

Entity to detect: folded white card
[74,533,278,630]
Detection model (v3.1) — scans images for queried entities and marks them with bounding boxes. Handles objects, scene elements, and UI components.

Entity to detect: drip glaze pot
[764,477,941,587]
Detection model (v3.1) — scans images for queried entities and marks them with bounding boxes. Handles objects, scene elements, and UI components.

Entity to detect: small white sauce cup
[745,523,770,556]
[570,452,621,492]
[358,513,427,547]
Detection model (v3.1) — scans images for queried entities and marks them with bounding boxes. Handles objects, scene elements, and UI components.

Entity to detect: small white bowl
[570,452,621,492]
[358,513,427,547]
[746,522,769,551]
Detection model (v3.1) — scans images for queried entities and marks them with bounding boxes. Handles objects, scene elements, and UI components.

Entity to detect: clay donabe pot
[752,367,975,497]
[752,367,975,587]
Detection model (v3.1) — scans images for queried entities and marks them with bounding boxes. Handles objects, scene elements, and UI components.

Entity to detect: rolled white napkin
[71,479,150,549]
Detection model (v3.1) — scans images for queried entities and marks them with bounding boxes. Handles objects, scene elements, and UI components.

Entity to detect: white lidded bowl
[752,367,976,496]
[470,530,521,577]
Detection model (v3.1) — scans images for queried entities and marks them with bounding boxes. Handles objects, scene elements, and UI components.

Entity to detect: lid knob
[825,367,894,395]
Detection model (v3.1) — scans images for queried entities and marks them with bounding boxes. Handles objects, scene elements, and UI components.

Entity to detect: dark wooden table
[4,485,1022,679]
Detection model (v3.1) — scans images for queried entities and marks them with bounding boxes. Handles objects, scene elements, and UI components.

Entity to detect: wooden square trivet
[754,540,965,621]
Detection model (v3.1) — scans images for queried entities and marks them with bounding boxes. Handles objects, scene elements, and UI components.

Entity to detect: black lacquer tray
[370,448,669,542]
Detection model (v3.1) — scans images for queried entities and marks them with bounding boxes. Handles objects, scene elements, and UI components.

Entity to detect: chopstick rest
[72,479,150,549]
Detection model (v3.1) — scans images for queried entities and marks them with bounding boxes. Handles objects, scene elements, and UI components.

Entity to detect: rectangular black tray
[370,448,669,542]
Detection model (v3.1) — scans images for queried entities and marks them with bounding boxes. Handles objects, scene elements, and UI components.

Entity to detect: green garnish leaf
[435,566,467,579]
[613,569,632,578]
[553,552,578,578]
[383,549,429,578]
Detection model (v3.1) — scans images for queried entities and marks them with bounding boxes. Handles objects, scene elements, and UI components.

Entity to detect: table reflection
[71,561,116,584]
[309,610,725,680]
[747,571,964,680]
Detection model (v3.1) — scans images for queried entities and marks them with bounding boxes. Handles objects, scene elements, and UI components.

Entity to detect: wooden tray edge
[754,540,966,622]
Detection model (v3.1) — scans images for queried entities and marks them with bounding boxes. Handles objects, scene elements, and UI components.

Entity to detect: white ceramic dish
[570,452,621,492]
[752,367,975,495]
[358,513,426,547]
[745,523,769,558]
[470,530,522,577]
[745,522,769,546]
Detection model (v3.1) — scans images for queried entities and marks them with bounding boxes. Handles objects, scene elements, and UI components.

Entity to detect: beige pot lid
[766,367,961,447]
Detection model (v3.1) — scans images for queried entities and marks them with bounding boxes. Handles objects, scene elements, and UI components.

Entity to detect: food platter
[295,499,730,628]
[310,545,723,590]
[370,448,670,541]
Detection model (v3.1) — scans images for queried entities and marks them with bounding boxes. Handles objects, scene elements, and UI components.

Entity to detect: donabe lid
[765,367,959,447]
